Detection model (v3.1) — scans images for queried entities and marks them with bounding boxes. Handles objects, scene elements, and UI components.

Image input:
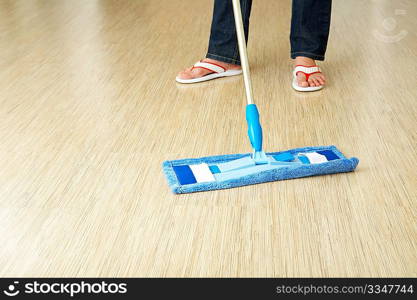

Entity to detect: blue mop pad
[163,145,359,194]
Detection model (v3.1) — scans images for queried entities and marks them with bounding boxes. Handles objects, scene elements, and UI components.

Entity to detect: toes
[317,78,324,86]
[317,75,326,85]
[312,78,321,87]
[178,67,210,80]
[297,74,308,87]
[308,76,324,87]
[177,70,192,80]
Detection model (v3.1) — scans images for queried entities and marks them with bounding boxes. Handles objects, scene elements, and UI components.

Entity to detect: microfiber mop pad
[163,145,359,194]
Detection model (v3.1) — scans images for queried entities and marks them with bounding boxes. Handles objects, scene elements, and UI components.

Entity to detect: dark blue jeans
[207,0,332,65]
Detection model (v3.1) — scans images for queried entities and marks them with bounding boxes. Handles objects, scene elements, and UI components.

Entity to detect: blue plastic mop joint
[246,104,267,164]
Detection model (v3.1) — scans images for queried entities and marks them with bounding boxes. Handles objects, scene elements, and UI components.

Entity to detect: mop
[163,0,358,194]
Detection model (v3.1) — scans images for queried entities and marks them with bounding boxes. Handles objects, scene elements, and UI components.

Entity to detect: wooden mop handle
[231,0,254,105]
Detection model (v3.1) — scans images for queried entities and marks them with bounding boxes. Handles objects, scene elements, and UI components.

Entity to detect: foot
[177,58,241,80]
[294,56,326,88]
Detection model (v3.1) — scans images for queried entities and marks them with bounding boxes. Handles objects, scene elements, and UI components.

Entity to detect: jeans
[206,0,332,65]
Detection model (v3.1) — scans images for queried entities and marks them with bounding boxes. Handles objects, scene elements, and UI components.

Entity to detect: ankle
[295,56,316,66]
[203,58,241,70]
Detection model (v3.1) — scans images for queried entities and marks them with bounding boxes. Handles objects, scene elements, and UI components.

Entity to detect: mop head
[163,145,359,194]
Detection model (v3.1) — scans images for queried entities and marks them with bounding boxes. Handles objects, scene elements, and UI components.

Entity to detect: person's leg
[177,0,253,81]
[290,0,332,87]
[206,0,253,65]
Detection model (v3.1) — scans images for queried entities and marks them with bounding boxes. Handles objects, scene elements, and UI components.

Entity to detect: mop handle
[231,0,254,105]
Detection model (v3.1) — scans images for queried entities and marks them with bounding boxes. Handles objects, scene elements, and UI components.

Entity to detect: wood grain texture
[0,0,416,277]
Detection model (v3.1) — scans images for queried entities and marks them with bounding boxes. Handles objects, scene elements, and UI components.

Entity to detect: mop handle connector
[246,104,263,152]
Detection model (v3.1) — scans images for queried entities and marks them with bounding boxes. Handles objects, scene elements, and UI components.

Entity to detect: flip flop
[292,65,324,92]
[176,60,242,84]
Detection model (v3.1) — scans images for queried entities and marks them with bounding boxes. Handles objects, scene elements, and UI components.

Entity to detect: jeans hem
[206,53,241,65]
[291,51,325,61]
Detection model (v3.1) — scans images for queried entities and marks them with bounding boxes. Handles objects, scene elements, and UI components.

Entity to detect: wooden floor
[0,0,416,277]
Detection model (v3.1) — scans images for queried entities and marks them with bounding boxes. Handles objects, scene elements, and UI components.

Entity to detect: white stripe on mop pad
[189,163,216,183]
[301,152,328,164]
